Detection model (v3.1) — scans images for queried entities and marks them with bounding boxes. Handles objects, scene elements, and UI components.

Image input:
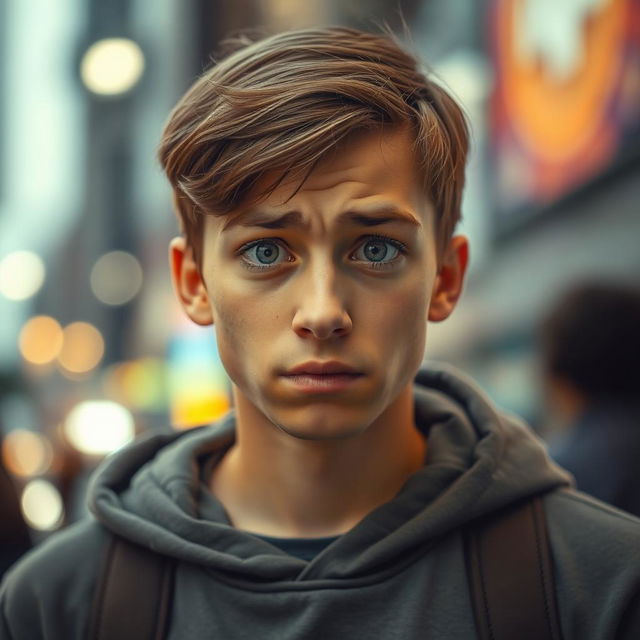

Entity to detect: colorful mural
[490,0,640,222]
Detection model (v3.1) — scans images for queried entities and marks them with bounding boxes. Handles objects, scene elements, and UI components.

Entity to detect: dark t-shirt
[255,533,340,562]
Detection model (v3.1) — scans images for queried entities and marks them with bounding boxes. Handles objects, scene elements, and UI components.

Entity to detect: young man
[2,27,639,640]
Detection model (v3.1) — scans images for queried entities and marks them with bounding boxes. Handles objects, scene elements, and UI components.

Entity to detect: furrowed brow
[341,208,421,227]
[221,207,420,231]
[222,210,304,231]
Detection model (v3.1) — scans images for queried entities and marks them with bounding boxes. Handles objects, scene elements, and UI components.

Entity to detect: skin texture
[171,126,468,537]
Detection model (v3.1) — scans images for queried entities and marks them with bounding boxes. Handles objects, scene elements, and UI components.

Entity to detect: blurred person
[2,27,640,640]
[540,281,640,517]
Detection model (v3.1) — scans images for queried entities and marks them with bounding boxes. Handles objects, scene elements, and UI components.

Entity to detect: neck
[210,385,426,538]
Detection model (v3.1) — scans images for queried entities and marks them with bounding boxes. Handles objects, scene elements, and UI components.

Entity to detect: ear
[169,237,214,326]
[428,235,469,323]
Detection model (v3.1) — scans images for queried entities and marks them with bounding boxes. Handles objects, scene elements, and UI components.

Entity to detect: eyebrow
[224,206,421,231]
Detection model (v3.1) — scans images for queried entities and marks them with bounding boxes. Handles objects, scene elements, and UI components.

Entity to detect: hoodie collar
[88,364,571,585]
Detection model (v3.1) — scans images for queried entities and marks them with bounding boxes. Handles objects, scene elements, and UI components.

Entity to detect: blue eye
[352,237,402,265]
[240,240,291,269]
[253,242,280,264]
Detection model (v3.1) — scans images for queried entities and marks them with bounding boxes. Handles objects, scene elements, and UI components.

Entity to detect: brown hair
[159,26,469,266]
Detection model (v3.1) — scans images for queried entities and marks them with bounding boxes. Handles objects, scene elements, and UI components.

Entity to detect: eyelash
[237,234,407,272]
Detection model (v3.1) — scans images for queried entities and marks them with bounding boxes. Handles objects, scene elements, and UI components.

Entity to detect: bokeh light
[0,251,46,301]
[19,315,64,365]
[90,250,143,306]
[2,429,54,477]
[57,322,104,375]
[80,38,145,95]
[102,358,167,411]
[21,479,65,531]
[64,400,135,455]
[168,324,231,429]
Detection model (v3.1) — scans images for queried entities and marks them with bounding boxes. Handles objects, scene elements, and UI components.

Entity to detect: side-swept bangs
[159,27,469,265]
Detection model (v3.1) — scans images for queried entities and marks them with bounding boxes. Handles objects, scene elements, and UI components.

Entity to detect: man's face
[171,127,467,440]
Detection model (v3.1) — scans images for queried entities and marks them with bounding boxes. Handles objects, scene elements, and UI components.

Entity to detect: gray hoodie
[2,366,640,639]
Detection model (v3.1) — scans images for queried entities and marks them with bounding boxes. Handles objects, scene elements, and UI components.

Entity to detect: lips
[281,361,364,393]
[283,361,362,376]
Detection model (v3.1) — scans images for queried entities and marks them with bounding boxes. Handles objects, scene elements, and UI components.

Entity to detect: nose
[291,263,353,340]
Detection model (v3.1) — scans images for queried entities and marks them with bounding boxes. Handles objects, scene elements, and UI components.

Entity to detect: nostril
[292,309,352,340]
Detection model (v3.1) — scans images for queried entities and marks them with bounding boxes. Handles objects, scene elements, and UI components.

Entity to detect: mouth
[282,373,363,393]
[284,361,361,376]
[281,361,364,393]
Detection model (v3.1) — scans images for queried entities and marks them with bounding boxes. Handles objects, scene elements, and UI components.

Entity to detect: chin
[270,407,372,441]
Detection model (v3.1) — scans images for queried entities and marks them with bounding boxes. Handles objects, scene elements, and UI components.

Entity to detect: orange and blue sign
[490,0,640,220]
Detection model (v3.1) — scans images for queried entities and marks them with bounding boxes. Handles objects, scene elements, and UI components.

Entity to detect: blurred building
[426,0,640,425]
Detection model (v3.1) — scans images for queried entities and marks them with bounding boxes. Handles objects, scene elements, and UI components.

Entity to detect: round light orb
[21,479,64,531]
[90,251,143,306]
[2,429,53,477]
[80,38,145,95]
[0,251,45,301]
[19,315,64,365]
[64,400,135,455]
[57,322,104,375]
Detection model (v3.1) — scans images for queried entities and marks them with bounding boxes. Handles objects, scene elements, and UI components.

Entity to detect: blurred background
[1,0,639,549]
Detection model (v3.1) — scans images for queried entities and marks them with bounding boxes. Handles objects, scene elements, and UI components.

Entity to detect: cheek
[209,287,282,383]
[208,288,251,380]
[364,275,430,369]
[369,276,429,335]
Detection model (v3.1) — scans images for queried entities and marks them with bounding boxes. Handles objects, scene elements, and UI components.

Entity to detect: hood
[88,364,571,585]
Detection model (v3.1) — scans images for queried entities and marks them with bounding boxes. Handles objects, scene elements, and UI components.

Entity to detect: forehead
[298,125,421,192]
[211,126,433,235]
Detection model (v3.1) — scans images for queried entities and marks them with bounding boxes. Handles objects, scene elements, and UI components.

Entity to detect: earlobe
[169,237,214,326]
[428,235,469,323]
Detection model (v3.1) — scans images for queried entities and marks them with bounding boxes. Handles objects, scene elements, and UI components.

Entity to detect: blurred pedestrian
[540,280,640,517]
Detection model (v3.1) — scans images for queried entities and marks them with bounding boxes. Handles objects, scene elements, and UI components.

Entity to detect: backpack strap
[88,533,175,640]
[464,495,563,640]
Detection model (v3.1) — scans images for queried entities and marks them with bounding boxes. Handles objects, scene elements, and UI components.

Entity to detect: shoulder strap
[464,495,563,640]
[88,533,175,640]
